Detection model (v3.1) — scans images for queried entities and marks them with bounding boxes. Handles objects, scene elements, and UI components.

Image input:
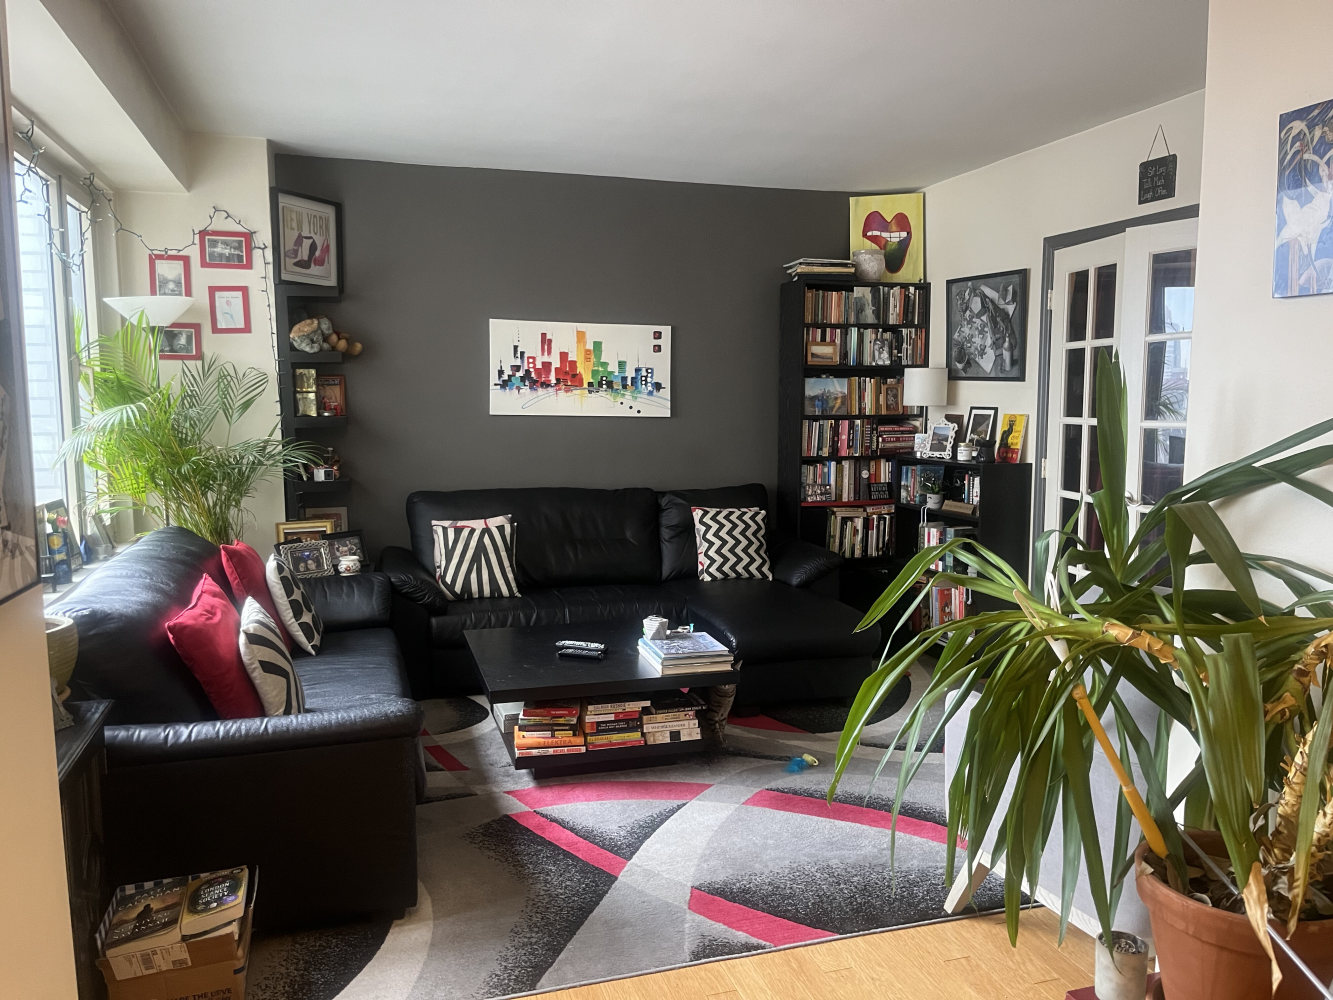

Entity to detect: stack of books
[784,257,853,278]
[638,632,734,675]
[514,701,586,757]
[642,692,706,744]
[583,697,653,750]
[101,867,249,976]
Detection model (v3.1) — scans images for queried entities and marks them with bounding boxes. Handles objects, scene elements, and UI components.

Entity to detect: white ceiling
[106,0,1208,191]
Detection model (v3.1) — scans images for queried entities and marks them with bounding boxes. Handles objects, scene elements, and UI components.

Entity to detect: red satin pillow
[221,539,289,649]
[166,574,264,719]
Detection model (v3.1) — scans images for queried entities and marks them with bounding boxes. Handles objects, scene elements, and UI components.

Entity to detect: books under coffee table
[466,622,735,776]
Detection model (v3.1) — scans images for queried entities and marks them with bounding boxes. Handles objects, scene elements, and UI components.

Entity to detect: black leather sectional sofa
[382,483,882,702]
[56,527,422,931]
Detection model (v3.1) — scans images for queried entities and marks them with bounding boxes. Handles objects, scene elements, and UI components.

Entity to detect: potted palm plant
[61,316,321,544]
[831,351,1333,999]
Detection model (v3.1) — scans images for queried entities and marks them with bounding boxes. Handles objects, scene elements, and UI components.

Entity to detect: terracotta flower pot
[1135,834,1333,1000]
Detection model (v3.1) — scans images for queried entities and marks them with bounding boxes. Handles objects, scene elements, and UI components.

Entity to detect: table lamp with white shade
[103,296,194,327]
[903,367,948,408]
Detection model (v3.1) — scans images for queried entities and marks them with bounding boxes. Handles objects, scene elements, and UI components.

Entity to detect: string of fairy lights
[13,116,279,375]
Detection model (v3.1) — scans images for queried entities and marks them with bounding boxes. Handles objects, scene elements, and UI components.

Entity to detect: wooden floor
[540,907,1094,1000]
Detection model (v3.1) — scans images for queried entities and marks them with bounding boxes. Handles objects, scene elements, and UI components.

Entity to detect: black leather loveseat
[382,483,881,701]
[55,527,423,931]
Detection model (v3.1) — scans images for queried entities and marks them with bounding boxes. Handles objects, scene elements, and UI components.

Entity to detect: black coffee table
[465,621,737,777]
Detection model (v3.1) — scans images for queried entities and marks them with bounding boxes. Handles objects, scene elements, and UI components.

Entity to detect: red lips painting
[849,194,924,282]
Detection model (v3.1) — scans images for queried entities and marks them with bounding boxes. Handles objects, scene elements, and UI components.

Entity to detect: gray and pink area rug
[248,665,1005,999]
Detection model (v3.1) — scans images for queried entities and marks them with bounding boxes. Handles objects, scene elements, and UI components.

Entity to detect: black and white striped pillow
[431,516,520,601]
[237,598,306,716]
[265,554,324,654]
[691,507,772,582]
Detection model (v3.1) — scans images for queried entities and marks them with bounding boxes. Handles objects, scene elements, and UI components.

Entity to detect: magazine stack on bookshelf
[514,701,585,757]
[642,692,706,745]
[827,504,893,558]
[637,632,734,676]
[802,458,894,502]
[785,258,854,278]
[583,697,653,750]
[806,327,926,366]
[802,286,925,325]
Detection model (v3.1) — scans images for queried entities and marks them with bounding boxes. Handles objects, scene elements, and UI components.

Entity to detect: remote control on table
[557,648,604,660]
[555,640,605,651]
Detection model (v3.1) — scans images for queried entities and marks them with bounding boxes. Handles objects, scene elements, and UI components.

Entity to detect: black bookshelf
[777,275,931,558]
[276,283,347,520]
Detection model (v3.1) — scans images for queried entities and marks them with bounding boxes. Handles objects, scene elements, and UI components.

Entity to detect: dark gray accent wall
[274,155,847,556]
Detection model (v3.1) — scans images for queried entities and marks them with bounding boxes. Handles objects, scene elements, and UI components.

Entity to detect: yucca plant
[831,349,1333,958]
[60,315,321,544]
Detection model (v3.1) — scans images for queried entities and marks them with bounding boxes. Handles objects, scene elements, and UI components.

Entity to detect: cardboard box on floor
[94,870,256,1000]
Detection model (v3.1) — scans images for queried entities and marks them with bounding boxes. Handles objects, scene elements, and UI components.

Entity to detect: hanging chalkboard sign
[1138,154,1177,204]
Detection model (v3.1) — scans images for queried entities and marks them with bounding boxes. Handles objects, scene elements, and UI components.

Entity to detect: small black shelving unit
[275,284,349,520]
[778,274,931,559]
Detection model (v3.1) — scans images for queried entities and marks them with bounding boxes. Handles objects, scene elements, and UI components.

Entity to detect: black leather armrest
[382,545,449,614]
[303,572,391,631]
[772,538,843,587]
[104,697,424,767]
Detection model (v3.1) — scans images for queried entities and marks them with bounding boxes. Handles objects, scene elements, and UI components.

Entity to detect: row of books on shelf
[898,465,984,506]
[804,376,904,416]
[802,458,895,502]
[512,691,709,757]
[925,583,969,629]
[803,285,926,325]
[919,522,978,574]
[826,505,893,558]
[805,327,927,367]
[803,419,917,458]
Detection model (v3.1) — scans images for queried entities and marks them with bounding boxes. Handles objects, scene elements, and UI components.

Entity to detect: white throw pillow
[237,598,306,716]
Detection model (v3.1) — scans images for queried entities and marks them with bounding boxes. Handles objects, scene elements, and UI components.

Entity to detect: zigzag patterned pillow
[431,517,521,601]
[691,507,772,582]
[237,598,306,716]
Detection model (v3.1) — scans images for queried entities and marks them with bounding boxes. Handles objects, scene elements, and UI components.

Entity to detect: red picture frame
[199,230,252,269]
[208,286,251,333]
[148,253,191,297]
[158,322,202,360]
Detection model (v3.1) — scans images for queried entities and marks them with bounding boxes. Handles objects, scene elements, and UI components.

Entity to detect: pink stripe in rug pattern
[726,714,807,733]
[421,741,469,771]
[742,789,963,847]
[506,780,711,809]
[509,810,628,877]
[688,888,836,947]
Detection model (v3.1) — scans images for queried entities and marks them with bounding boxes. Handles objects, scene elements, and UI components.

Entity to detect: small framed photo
[301,506,347,533]
[158,323,202,361]
[805,342,839,366]
[922,420,957,460]
[275,539,334,578]
[275,518,336,543]
[326,530,365,562]
[316,374,346,416]
[965,406,999,443]
[209,286,251,333]
[199,230,252,269]
[149,253,191,296]
[273,189,342,289]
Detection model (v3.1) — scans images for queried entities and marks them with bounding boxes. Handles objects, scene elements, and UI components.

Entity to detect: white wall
[113,133,283,550]
[921,91,1206,448]
[1187,0,1333,583]
[0,589,78,999]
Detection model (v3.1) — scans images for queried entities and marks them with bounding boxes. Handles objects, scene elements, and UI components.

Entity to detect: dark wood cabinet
[57,699,112,1000]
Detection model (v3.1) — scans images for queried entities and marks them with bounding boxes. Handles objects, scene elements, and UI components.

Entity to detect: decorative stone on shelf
[289,318,326,353]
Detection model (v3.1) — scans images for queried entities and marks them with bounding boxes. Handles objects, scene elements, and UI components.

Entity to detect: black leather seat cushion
[657,483,769,581]
[406,487,661,589]
[553,584,687,624]
[58,526,228,725]
[297,628,412,706]
[429,590,569,647]
[668,579,880,665]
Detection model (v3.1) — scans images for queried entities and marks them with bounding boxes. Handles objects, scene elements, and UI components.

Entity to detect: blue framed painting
[1275,99,1333,298]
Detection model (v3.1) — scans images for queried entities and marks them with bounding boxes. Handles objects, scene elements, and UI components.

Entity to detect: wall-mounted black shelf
[289,351,344,364]
[290,478,352,493]
[292,416,347,429]
[277,284,342,301]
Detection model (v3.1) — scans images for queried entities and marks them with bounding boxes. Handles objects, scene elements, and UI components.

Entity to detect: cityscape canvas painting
[489,320,671,417]
[1274,99,1333,297]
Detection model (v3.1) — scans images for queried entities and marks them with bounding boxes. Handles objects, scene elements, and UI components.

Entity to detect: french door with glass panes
[1043,219,1197,560]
